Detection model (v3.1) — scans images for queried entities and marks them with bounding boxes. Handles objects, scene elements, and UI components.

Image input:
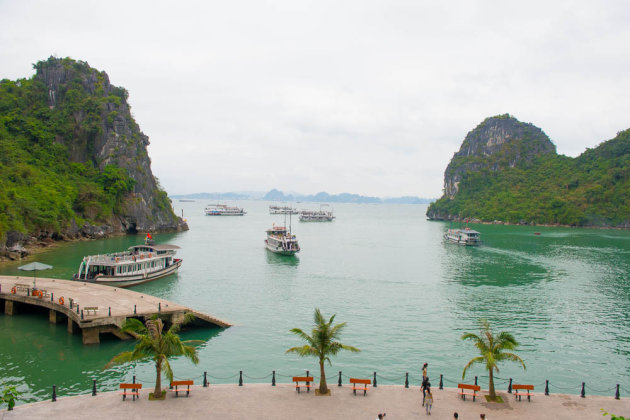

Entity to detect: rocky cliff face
[443,114,555,198]
[35,57,187,234]
[1,57,186,259]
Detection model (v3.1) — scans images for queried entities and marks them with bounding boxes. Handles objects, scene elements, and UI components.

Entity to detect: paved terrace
[2,384,627,419]
[0,276,231,344]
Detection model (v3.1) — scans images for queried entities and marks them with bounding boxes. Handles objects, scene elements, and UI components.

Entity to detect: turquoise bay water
[1,201,629,403]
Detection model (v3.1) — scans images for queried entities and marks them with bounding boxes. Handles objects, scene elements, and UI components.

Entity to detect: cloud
[1,0,629,197]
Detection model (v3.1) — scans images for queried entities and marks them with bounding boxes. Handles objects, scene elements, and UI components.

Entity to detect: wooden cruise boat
[265,225,300,256]
[443,228,482,246]
[299,204,335,222]
[72,235,182,287]
[205,204,246,216]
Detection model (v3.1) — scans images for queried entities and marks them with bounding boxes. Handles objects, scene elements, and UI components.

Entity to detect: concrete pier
[0,276,231,345]
[2,384,628,420]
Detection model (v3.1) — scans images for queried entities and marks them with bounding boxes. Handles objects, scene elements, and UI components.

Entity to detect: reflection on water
[265,250,300,266]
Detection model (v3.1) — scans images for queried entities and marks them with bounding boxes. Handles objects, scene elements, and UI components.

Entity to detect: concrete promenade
[2,384,628,420]
[0,276,231,344]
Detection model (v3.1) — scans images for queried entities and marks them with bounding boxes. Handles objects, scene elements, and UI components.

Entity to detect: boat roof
[454,228,480,234]
[128,244,181,251]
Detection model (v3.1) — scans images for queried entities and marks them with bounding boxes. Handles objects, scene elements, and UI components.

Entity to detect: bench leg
[296,385,300,393]
[473,394,475,402]
[123,391,126,401]
[364,389,366,396]
[354,388,356,396]
[187,386,190,397]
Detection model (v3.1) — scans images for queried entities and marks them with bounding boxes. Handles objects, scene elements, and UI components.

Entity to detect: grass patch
[149,390,167,400]
[484,395,504,403]
[315,389,331,396]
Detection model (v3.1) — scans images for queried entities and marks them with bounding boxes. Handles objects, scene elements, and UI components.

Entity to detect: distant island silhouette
[171,189,435,204]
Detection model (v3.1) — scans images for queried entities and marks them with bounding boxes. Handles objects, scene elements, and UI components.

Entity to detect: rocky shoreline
[0,219,188,262]
[427,215,630,230]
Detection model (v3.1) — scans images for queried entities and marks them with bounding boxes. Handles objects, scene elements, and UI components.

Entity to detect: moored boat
[443,228,482,246]
[269,205,299,215]
[72,235,182,287]
[299,204,335,222]
[205,204,246,216]
[265,225,300,256]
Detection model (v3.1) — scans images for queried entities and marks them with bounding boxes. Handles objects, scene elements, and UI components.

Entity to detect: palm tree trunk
[154,358,162,397]
[319,360,328,394]
[488,369,496,400]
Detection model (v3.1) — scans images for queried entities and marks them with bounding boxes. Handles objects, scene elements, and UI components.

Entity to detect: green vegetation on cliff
[0,57,178,243]
[428,117,630,227]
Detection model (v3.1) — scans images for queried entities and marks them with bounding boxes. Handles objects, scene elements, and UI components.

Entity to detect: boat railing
[87,251,162,264]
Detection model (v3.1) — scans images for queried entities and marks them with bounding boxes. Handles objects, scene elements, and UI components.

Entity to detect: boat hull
[265,241,299,256]
[74,259,183,287]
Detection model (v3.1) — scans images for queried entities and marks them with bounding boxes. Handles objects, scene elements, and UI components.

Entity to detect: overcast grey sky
[1,0,629,197]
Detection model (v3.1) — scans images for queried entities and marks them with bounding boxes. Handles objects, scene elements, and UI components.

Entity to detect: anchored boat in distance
[443,228,482,246]
[299,204,335,222]
[73,234,182,287]
[269,205,299,215]
[205,203,246,216]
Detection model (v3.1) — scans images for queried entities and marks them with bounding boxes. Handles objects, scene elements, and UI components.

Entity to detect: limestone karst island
[2,5,630,418]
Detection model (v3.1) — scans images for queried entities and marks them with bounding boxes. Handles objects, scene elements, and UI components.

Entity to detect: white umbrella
[18,262,53,289]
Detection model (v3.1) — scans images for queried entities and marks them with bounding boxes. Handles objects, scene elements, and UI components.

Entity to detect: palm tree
[286,308,360,395]
[105,315,201,399]
[462,319,526,400]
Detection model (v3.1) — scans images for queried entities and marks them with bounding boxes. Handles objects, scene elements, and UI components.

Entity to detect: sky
[1,1,629,198]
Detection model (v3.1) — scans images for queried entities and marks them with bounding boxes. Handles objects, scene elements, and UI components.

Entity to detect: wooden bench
[350,378,371,396]
[119,383,142,401]
[14,284,30,294]
[458,383,480,401]
[84,306,99,316]
[170,380,194,397]
[292,376,314,393]
[513,384,534,401]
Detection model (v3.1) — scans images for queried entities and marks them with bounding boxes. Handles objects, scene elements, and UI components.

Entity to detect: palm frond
[162,356,174,383]
[462,356,484,379]
[120,318,147,335]
[289,328,315,346]
[286,345,318,357]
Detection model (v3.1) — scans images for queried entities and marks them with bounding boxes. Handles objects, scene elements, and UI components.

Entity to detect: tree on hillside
[462,319,526,401]
[104,315,201,399]
[286,308,360,395]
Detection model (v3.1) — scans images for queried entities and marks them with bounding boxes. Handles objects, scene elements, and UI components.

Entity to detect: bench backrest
[458,383,481,391]
[120,383,143,389]
[292,376,314,382]
[513,384,534,390]
[349,378,371,385]
[84,306,99,310]
[171,380,194,386]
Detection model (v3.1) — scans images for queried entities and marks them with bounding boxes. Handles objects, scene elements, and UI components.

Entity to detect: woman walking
[425,387,433,415]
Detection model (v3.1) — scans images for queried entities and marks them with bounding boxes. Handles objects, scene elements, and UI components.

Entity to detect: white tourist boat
[299,205,335,222]
[443,228,482,246]
[204,204,246,216]
[269,205,299,215]
[265,225,300,256]
[72,236,182,287]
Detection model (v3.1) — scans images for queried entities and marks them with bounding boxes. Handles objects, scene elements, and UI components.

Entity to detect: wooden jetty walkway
[0,275,231,345]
